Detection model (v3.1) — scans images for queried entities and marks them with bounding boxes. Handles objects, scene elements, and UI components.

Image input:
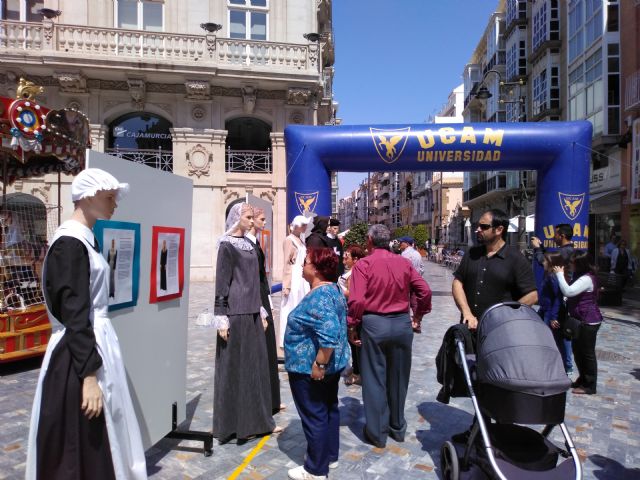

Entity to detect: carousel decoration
[0,78,90,362]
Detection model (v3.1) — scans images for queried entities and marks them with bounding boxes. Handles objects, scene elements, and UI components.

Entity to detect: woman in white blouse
[553,252,603,395]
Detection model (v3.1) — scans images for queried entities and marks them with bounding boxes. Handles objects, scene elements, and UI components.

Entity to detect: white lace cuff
[214,315,230,330]
[195,310,214,327]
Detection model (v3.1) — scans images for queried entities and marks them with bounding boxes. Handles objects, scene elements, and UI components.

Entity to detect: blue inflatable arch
[284,121,592,251]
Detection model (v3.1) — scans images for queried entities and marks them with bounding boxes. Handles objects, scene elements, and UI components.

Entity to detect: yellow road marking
[227,434,271,480]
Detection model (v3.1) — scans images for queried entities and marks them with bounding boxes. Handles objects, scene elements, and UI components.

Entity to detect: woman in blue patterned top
[284,247,350,480]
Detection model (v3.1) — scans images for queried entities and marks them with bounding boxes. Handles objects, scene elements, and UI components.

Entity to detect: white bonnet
[71,168,130,202]
[290,215,311,228]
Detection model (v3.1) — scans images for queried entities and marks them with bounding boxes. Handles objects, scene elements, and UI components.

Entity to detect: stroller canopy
[476,303,571,397]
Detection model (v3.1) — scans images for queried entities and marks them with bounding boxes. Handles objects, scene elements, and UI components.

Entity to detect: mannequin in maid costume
[26,169,147,480]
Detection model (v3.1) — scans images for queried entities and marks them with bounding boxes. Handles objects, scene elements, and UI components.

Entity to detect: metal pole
[366,171,370,224]
[57,171,61,226]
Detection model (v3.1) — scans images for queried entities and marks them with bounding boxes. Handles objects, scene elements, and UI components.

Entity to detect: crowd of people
[25,170,619,479]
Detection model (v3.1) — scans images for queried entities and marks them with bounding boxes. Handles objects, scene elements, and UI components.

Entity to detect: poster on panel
[149,226,185,303]
[94,220,141,311]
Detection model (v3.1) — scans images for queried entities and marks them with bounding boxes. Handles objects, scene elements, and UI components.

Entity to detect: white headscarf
[71,168,129,202]
[219,202,253,251]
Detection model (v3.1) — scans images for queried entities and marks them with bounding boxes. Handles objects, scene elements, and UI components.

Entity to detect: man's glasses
[476,223,494,231]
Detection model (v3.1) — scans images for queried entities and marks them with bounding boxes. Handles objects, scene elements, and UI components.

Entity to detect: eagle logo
[558,192,585,221]
[295,191,319,215]
[370,127,410,164]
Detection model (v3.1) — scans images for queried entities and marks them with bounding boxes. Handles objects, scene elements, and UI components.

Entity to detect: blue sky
[334,0,500,198]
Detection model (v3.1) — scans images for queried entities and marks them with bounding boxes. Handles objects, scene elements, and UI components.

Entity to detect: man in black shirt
[452,209,538,330]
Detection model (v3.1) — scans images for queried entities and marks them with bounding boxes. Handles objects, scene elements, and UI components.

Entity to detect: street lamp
[38,8,62,19]
[200,22,222,33]
[473,69,526,121]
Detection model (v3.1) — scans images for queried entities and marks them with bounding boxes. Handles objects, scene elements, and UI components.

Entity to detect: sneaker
[287,465,328,479]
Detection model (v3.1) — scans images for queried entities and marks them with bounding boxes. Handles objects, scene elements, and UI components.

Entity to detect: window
[569,48,604,134]
[116,0,163,32]
[568,0,584,63]
[533,69,548,116]
[1,0,42,21]
[228,0,267,41]
[532,1,548,50]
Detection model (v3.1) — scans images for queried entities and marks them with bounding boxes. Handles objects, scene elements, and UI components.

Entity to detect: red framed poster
[149,226,185,303]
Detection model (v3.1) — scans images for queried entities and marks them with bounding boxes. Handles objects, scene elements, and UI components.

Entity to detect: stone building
[0,0,337,281]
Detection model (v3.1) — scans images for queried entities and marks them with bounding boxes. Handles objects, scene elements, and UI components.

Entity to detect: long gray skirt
[213,313,275,441]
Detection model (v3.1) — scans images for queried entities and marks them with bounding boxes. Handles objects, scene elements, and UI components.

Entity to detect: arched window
[107,112,173,172]
[225,117,272,173]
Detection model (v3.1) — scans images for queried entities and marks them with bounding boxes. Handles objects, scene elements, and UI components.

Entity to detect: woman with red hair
[284,247,350,480]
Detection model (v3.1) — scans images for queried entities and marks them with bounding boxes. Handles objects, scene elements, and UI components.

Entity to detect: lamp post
[473,69,526,121]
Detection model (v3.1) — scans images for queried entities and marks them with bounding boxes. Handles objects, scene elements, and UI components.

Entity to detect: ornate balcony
[0,20,317,74]
[226,149,272,173]
[106,148,173,172]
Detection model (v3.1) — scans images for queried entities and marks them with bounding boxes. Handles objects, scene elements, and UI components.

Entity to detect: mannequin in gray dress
[213,203,282,442]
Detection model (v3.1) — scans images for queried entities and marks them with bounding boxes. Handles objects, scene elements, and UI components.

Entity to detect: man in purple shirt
[348,224,432,448]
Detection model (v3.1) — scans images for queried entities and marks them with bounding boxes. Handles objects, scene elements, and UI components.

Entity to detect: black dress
[37,237,116,480]
[160,248,168,290]
[248,236,281,413]
[213,238,275,441]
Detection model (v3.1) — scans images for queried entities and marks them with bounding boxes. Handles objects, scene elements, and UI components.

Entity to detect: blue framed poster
[94,220,141,311]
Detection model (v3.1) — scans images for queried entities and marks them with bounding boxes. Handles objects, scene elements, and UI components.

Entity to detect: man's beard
[476,233,486,244]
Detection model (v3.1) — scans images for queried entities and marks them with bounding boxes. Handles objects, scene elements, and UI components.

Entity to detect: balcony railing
[0,20,316,73]
[226,149,272,173]
[106,148,173,172]
[625,70,640,110]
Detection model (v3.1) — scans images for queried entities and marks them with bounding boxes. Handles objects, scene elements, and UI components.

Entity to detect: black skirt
[36,337,115,480]
[213,313,275,440]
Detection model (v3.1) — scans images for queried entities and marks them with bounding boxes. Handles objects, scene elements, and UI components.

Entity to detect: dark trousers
[360,312,413,447]
[572,323,600,392]
[350,324,362,375]
[288,372,340,476]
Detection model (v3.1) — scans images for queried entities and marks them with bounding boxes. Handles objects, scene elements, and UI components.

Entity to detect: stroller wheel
[440,441,460,480]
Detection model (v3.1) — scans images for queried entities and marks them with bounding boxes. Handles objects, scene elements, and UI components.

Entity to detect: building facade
[620,0,640,268]
[460,0,624,261]
[0,0,336,282]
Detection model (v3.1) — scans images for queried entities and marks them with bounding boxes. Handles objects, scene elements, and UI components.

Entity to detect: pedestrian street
[1,260,638,479]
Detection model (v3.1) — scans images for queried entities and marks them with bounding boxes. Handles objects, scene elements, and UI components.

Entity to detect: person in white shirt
[398,236,424,276]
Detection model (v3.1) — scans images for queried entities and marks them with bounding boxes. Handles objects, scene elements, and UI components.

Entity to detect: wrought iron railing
[106,148,173,172]
[225,149,272,173]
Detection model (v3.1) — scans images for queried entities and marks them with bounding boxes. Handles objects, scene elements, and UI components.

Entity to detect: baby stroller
[440,303,582,480]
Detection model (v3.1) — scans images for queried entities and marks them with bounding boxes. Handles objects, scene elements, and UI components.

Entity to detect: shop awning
[590,187,624,203]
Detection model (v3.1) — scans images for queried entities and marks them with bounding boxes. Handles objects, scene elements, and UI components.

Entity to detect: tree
[343,222,369,250]
[392,225,413,239]
[413,224,429,249]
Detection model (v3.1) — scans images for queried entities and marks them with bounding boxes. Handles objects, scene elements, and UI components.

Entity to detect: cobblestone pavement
[1,261,639,479]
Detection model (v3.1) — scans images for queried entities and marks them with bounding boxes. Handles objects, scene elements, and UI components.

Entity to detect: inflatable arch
[284,121,593,251]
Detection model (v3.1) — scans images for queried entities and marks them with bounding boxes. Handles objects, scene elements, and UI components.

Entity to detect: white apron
[26,220,147,480]
[279,238,309,348]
